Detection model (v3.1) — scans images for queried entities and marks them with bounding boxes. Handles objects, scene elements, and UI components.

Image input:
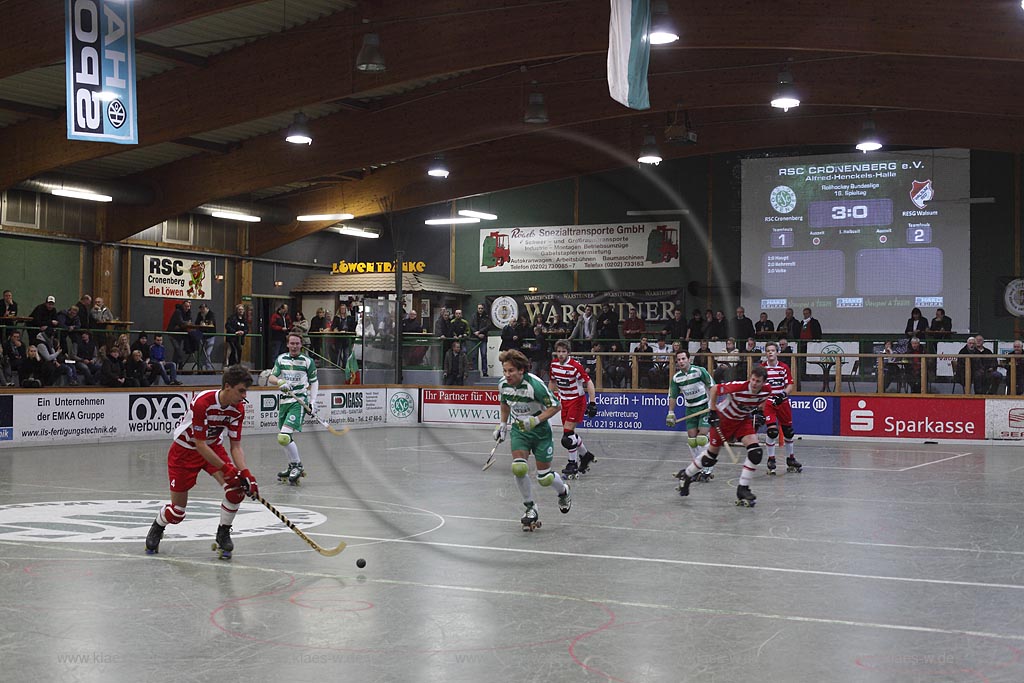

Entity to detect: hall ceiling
[1,0,1022,255]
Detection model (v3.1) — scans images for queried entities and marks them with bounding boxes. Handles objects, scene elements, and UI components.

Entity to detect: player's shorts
[278,400,305,432]
[167,442,230,492]
[560,396,585,425]
[708,415,756,447]
[510,421,555,463]
[684,406,710,431]
[763,398,793,427]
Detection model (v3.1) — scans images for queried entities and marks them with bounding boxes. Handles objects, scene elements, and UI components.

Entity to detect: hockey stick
[714,425,739,464]
[667,405,712,427]
[482,441,500,471]
[279,387,350,437]
[249,491,347,556]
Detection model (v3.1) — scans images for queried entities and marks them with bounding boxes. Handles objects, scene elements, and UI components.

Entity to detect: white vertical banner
[66,0,138,144]
[607,0,651,110]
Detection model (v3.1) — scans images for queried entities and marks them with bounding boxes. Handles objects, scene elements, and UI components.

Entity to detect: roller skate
[277,462,293,482]
[786,456,803,473]
[145,520,164,555]
[578,451,596,474]
[693,465,715,482]
[735,485,757,508]
[766,457,777,476]
[521,502,541,531]
[558,483,572,514]
[286,462,305,486]
[561,460,579,480]
[212,524,234,559]
[677,471,693,497]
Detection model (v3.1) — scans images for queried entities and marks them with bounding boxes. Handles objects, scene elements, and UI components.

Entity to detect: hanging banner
[480,222,681,272]
[65,0,138,144]
[143,255,213,299]
[485,289,684,328]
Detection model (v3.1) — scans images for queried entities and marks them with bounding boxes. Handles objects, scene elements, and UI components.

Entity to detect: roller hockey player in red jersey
[761,341,802,475]
[145,365,257,559]
[549,340,598,480]
[677,365,778,507]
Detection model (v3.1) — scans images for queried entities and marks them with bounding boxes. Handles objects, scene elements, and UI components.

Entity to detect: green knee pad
[536,469,555,486]
[511,458,529,477]
[695,435,708,447]
[277,432,292,447]
[688,437,698,449]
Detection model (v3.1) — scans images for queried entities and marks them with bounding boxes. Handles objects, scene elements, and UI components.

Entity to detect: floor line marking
[898,452,973,471]
[0,539,1021,644]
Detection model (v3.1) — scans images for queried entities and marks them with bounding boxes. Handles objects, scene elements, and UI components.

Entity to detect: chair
[845,359,860,393]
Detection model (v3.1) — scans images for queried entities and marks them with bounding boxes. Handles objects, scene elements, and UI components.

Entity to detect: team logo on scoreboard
[909,179,934,209]
[769,186,797,214]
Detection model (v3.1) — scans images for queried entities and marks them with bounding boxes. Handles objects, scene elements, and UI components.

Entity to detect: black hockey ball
[356,558,366,569]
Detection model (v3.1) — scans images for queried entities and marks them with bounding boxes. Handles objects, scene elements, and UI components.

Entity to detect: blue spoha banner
[66,0,137,144]
[582,392,837,436]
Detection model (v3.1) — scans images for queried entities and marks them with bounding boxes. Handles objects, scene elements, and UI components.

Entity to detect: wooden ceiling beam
[250,108,1024,255]
[135,40,208,68]
[102,52,1024,242]
[5,1,1021,190]
[0,0,264,79]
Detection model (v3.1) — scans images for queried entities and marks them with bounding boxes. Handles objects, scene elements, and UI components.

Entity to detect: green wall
[0,234,83,314]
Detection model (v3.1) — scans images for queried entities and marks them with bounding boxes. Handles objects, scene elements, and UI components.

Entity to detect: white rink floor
[1,426,1023,683]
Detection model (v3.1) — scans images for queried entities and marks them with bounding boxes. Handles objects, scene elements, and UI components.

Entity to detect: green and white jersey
[669,364,713,409]
[499,372,559,429]
[273,352,318,405]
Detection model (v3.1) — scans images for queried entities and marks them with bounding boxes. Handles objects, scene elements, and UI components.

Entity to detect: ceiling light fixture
[212,211,261,223]
[770,67,800,112]
[637,134,662,165]
[458,209,498,220]
[427,155,450,178]
[355,33,386,73]
[524,90,549,124]
[329,225,381,239]
[51,188,113,202]
[855,119,882,153]
[297,213,355,221]
[285,112,312,145]
[424,217,480,225]
[648,0,679,45]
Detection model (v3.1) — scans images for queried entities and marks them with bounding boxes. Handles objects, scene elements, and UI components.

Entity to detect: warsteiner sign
[485,289,684,327]
[144,255,212,299]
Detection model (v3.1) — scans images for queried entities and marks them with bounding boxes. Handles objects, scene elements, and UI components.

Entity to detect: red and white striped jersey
[761,361,793,395]
[549,356,591,401]
[172,389,245,450]
[715,380,772,420]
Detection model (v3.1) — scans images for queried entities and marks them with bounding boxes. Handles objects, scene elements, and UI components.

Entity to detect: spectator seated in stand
[73,330,101,385]
[4,329,27,384]
[648,335,672,389]
[100,346,131,387]
[126,349,150,387]
[34,327,74,385]
[605,342,629,388]
[30,295,61,334]
[148,333,182,385]
[19,344,47,388]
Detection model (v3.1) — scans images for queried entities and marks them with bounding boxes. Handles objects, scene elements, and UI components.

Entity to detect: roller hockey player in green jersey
[267,332,318,485]
[494,349,571,531]
[666,349,715,490]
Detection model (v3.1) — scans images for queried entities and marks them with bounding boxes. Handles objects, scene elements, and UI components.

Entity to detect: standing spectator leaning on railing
[470,303,491,376]
[225,304,249,367]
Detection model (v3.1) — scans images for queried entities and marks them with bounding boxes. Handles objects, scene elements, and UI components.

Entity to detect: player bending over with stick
[268,332,319,485]
[677,365,776,507]
[666,349,715,488]
[549,339,598,480]
[146,365,256,558]
[495,349,571,530]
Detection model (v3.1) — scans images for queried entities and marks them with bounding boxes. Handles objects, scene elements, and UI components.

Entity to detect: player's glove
[220,462,240,485]
[753,409,766,429]
[492,422,509,443]
[517,415,541,432]
[665,412,677,428]
[239,468,259,498]
[707,410,720,427]
[772,392,787,406]
[586,401,598,418]
[277,380,293,394]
